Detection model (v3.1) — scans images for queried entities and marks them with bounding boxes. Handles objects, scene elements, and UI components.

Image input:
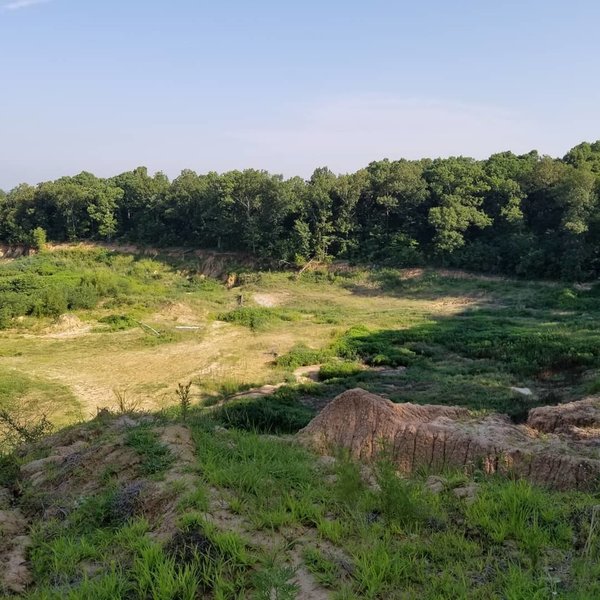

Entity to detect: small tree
[176,381,192,423]
[31,227,47,253]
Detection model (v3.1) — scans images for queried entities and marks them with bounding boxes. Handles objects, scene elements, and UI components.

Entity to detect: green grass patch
[125,426,174,476]
[217,306,300,331]
[319,361,364,381]
[214,393,314,434]
[96,314,138,331]
[275,343,332,369]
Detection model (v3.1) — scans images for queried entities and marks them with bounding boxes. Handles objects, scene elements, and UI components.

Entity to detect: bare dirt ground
[0,267,482,427]
[252,292,289,307]
[1,318,331,420]
[42,314,92,339]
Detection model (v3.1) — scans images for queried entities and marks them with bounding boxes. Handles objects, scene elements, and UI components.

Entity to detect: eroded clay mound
[0,416,199,594]
[298,388,600,491]
[528,397,600,435]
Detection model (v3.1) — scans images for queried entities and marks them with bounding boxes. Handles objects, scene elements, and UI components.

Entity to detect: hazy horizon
[2,0,599,189]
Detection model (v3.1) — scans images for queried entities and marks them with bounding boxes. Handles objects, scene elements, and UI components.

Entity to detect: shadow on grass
[232,301,600,427]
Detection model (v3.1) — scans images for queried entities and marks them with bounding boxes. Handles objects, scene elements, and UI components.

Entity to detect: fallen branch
[134,320,161,336]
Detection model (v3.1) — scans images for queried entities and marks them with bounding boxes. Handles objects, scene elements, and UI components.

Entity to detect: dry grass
[0,263,480,426]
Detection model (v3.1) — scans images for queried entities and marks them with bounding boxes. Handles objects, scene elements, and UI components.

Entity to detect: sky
[1,0,600,189]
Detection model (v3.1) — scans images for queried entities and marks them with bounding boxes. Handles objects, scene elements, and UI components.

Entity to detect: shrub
[275,344,331,369]
[31,227,47,252]
[0,453,19,487]
[217,307,295,331]
[98,314,138,331]
[38,287,68,317]
[319,361,363,381]
[0,408,54,448]
[0,308,11,330]
[215,395,314,434]
[68,281,100,310]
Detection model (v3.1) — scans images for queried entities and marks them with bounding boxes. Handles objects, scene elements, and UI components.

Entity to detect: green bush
[0,453,19,487]
[68,281,100,310]
[319,361,363,381]
[218,307,297,331]
[98,314,138,331]
[0,308,11,330]
[37,287,68,317]
[215,395,314,434]
[275,344,331,369]
[31,227,47,252]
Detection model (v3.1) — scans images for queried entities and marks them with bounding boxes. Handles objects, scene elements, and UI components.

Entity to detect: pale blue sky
[1,0,599,189]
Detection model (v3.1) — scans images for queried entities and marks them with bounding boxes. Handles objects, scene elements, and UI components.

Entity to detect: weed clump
[125,426,174,475]
[176,381,193,423]
[215,395,314,434]
[108,480,148,526]
[97,314,138,331]
[275,343,331,369]
[217,307,298,331]
[374,456,432,528]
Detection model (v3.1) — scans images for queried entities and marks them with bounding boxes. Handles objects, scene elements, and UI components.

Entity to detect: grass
[6,402,600,599]
[125,425,174,476]
[4,246,600,428]
[3,247,600,597]
[217,306,301,331]
[214,393,314,434]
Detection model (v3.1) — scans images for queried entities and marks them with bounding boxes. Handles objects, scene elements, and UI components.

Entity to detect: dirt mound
[154,301,201,325]
[44,313,91,338]
[253,292,288,308]
[0,415,202,592]
[527,397,600,435]
[298,388,600,490]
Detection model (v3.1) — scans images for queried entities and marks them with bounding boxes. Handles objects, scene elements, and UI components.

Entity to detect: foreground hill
[1,389,600,599]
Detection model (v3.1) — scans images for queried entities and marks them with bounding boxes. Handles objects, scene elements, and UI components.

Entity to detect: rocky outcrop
[298,389,600,491]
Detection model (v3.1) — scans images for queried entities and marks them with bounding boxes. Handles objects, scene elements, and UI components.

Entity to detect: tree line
[2,141,600,280]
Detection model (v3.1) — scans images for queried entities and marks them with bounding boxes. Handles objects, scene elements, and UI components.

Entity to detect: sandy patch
[152,301,202,325]
[43,314,92,339]
[253,293,288,308]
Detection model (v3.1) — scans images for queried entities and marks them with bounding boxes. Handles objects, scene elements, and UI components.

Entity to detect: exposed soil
[43,314,92,339]
[253,292,289,308]
[299,388,600,490]
[0,415,205,593]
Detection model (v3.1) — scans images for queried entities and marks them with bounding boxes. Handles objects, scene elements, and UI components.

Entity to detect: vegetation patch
[96,314,138,331]
[215,394,314,434]
[125,426,174,476]
[275,343,332,369]
[319,360,364,381]
[217,306,300,331]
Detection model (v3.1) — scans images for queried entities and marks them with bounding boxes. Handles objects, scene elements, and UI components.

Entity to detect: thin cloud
[3,0,51,11]
[226,94,544,176]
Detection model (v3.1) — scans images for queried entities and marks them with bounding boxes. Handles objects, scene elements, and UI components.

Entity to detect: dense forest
[2,141,600,280]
